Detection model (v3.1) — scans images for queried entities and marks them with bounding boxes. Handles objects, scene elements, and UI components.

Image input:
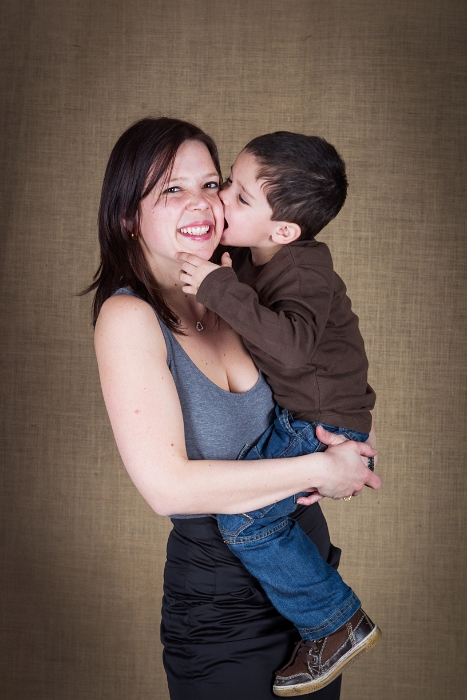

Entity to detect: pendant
[195,321,204,331]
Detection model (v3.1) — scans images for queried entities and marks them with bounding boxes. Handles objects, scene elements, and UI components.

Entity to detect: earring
[130,231,138,240]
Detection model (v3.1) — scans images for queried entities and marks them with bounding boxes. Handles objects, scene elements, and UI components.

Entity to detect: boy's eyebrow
[239,181,255,200]
[230,165,255,200]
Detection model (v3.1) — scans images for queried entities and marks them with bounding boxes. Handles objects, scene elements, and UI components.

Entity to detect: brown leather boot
[273,608,382,696]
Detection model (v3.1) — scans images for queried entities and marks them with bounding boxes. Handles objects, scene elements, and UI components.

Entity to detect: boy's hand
[177,252,232,295]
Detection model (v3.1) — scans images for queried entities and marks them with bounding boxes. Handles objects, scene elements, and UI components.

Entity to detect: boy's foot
[273,608,381,696]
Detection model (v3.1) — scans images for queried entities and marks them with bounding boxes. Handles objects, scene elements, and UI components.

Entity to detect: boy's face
[219,150,282,261]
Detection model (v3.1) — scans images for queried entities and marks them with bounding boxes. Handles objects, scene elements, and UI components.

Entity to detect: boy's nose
[219,188,228,205]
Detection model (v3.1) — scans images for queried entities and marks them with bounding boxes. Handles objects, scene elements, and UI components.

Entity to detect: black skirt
[161,503,342,700]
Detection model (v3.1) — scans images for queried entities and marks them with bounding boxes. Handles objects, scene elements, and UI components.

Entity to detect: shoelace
[275,639,322,674]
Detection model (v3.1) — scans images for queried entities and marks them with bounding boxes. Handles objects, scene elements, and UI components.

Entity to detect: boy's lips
[220,219,230,243]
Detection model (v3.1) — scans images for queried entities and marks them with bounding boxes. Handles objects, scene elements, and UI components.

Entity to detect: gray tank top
[113,288,275,517]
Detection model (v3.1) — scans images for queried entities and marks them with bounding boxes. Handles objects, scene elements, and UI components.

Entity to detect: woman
[88,117,380,700]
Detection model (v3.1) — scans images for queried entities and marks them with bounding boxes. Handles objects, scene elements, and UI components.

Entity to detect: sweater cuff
[196,266,238,306]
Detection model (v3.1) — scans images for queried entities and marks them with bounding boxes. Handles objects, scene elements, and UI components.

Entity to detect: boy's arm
[177,248,334,369]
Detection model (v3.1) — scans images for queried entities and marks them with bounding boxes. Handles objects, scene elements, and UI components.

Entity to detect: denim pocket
[217,494,299,541]
[217,504,278,538]
[317,423,369,443]
[340,429,369,442]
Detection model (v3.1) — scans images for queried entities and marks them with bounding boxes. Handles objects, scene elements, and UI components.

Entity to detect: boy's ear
[271,221,301,245]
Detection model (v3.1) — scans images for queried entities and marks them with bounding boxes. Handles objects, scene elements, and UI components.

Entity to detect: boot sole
[273,625,382,696]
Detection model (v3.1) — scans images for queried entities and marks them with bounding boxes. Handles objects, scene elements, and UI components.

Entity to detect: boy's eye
[203,181,220,190]
[238,194,248,205]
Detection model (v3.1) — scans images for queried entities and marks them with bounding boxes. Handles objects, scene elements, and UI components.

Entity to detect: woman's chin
[178,237,220,260]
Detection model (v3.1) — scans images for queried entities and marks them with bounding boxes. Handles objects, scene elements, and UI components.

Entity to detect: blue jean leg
[217,409,368,640]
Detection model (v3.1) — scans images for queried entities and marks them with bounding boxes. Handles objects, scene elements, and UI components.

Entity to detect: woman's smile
[178,220,215,241]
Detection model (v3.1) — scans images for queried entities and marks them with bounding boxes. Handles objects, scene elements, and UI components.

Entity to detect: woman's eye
[203,181,220,190]
[163,186,180,194]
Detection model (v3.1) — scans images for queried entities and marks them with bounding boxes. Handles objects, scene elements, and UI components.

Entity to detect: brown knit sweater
[197,240,375,433]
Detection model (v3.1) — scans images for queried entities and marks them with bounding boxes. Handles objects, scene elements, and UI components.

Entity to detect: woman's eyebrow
[169,171,220,183]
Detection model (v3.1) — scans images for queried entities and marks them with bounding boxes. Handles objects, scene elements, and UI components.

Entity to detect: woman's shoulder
[95,290,166,358]
[98,290,157,326]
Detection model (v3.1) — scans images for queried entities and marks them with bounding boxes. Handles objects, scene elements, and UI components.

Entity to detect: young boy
[177,132,381,696]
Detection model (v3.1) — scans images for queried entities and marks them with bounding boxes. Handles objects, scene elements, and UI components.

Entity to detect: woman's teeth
[179,226,210,236]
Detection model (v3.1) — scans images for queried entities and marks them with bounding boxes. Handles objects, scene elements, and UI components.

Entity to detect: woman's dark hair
[82,117,221,330]
[243,131,348,240]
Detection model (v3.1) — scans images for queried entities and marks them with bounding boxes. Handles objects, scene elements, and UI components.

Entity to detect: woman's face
[138,140,224,272]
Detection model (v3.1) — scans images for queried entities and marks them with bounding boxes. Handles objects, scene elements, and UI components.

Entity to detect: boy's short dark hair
[243,131,348,240]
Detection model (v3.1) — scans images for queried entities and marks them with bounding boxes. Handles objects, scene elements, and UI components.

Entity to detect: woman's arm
[95,295,381,517]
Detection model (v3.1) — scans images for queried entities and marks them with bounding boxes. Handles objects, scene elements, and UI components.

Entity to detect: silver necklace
[174,306,207,331]
[195,308,207,331]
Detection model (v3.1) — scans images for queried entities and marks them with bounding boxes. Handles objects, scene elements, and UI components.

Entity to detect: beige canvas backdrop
[1,0,466,698]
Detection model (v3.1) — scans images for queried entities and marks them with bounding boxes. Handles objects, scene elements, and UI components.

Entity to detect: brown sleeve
[196,247,334,369]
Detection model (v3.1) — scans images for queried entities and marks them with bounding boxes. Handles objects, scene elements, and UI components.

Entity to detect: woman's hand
[296,425,381,505]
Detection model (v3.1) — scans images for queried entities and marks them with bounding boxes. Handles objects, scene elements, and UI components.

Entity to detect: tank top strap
[112,287,176,365]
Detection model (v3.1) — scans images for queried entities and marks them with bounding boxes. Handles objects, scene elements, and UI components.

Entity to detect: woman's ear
[271,221,301,245]
[123,214,138,240]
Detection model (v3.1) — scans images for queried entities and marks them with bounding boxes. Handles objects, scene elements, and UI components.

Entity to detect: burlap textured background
[1,1,465,698]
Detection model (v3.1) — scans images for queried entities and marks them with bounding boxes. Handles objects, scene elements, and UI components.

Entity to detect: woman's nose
[187,190,210,210]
